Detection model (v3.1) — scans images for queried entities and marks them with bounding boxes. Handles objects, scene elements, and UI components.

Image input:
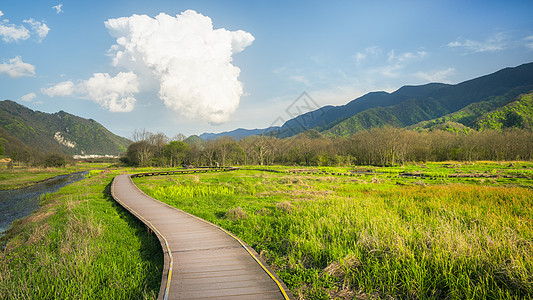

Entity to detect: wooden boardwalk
[111,171,293,300]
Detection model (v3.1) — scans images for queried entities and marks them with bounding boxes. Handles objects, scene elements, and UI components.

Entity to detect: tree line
[122,127,533,167]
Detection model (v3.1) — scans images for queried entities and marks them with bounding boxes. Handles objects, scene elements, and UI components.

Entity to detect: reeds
[136,167,533,299]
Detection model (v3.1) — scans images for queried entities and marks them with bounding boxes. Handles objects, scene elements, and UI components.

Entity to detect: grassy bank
[134,162,533,299]
[0,162,111,190]
[0,169,162,299]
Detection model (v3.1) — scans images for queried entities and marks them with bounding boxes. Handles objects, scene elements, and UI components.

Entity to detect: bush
[43,153,68,167]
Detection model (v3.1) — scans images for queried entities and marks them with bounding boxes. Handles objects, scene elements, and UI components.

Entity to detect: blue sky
[1,1,532,138]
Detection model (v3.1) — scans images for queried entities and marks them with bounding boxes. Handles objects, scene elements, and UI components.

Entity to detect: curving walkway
[111,170,293,300]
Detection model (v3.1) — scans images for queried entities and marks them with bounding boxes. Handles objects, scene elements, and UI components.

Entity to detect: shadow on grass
[103,181,164,298]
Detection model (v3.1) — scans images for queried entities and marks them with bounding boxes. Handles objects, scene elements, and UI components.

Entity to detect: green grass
[242,161,533,189]
[134,163,533,299]
[2,162,532,299]
[0,169,163,299]
[0,162,111,190]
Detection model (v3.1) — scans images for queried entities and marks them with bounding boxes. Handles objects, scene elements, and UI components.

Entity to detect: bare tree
[243,135,275,165]
[212,136,244,166]
[201,139,217,166]
[172,133,186,142]
[149,132,169,156]
[132,128,151,142]
[125,141,155,166]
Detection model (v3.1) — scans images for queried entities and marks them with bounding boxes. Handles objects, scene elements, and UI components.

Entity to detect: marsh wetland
[134,162,533,299]
[1,161,532,299]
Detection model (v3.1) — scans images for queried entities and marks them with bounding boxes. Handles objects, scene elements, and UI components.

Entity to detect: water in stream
[0,171,88,234]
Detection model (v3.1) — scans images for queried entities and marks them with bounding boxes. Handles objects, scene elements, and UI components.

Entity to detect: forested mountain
[0,100,131,156]
[278,83,449,137]
[474,92,533,130]
[322,62,533,136]
[201,62,533,140]
[411,92,533,132]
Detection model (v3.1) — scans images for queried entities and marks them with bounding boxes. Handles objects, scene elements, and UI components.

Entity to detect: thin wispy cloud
[52,4,63,14]
[354,46,381,65]
[448,33,507,53]
[289,75,312,86]
[379,49,427,77]
[353,47,429,79]
[387,50,427,64]
[278,46,438,108]
[414,67,455,83]
[525,35,533,50]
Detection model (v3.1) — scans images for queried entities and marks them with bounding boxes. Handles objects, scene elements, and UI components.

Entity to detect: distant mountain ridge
[199,126,279,140]
[200,62,533,139]
[0,100,131,155]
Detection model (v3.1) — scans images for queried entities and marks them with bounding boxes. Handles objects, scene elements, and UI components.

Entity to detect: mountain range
[201,62,533,140]
[0,100,130,156]
[2,62,532,158]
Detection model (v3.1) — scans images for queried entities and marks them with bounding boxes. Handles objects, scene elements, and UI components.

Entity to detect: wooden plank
[174,286,283,299]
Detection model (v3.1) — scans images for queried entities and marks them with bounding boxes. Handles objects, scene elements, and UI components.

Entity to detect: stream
[0,171,89,234]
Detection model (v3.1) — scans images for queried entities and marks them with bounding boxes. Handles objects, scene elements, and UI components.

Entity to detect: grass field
[0,169,163,299]
[0,162,111,190]
[133,162,533,299]
[1,161,532,299]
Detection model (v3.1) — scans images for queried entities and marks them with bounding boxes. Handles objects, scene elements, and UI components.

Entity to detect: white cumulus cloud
[0,12,49,42]
[0,21,30,43]
[20,92,37,102]
[81,72,139,112]
[104,10,254,124]
[0,56,35,78]
[41,80,74,97]
[42,72,139,112]
[23,19,50,42]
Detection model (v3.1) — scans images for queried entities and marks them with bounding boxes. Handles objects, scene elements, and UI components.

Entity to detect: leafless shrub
[276,201,293,213]
[226,207,247,221]
[414,180,427,186]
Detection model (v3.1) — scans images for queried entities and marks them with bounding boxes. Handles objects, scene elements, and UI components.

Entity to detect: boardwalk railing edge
[111,167,295,300]
[111,175,173,300]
